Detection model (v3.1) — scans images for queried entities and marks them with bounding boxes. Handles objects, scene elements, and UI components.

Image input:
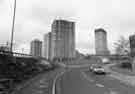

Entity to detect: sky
[0,0,135,54]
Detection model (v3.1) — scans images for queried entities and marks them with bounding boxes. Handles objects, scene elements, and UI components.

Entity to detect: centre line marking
[81,72,94,82]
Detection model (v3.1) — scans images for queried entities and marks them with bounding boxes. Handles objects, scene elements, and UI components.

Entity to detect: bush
[0,54,56,93]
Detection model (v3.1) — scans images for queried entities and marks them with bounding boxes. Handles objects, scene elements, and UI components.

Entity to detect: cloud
[1,0,135,54]
[16,0,80,24]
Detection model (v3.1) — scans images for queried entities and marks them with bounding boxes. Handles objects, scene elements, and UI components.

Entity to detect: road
[57,66,135,94]
[11,58,135,94]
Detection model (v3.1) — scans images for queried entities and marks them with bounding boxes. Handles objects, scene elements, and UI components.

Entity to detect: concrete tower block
[51,19,75,62]
[95,28,110,55]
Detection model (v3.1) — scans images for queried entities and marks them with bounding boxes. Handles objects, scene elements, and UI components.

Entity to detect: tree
[114,36,130,55]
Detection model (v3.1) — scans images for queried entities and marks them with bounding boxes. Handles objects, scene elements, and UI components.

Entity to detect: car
[93,66,106,74]
[101,58,110,64]
[89,65,106,75]
[89,64,97,71]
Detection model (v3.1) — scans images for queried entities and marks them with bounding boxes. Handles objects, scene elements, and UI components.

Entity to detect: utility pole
[10,0,16,53]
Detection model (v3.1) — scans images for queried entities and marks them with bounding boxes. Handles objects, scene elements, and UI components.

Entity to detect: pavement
[11,67,65,94]
[104,64,135,86]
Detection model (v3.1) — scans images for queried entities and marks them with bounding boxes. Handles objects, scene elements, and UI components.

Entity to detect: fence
[0,50,49,60]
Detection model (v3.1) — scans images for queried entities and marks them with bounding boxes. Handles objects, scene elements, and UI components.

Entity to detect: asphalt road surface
[11,58,135,94]
[58,66,135,94]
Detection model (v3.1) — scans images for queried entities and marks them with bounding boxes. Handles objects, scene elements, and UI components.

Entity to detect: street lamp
[10,0,16,53]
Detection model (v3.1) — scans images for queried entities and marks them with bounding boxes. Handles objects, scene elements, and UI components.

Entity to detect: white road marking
[39,79,47,83]
[110,91,118,94]
[36,90,44,94]
[52,71,66,94]
[35,82,49,87]
[39,84,48,88]
[95,83,104,87]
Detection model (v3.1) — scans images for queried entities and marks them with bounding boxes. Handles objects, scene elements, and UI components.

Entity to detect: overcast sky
[0,0,135,54]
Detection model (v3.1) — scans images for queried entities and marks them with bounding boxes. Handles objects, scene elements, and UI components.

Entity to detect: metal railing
[0,50,32,57]
[0,50,50,62]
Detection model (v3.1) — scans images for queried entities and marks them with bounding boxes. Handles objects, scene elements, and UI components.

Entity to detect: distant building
[0,42,10,52]
[51,19,76,61]
[75,50,84,59]
[0,46,10,52]
[95,28,110,55]
[30,39,42,57]
[42,32,52,60]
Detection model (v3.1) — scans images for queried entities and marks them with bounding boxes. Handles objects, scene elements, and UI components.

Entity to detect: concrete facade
[129,34,135,71]
[95,28,110,55]
[42,32,52,60]
[51,19,75,61]
[130,34,135,57]
[30,39,42,57]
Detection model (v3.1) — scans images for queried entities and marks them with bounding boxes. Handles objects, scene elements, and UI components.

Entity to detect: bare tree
[114,36,130,55]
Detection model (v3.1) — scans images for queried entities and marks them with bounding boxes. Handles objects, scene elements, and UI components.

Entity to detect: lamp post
[10,0,16,53]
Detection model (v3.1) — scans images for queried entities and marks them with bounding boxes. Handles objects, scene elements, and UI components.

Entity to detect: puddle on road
[96,83,104,87]
[81,72,94,82]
